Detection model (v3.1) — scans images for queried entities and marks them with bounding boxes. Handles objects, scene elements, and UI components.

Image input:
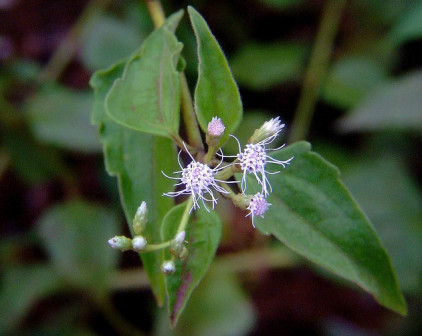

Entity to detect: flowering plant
[90,4,406,327]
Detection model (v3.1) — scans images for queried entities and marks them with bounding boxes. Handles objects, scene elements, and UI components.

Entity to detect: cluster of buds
[107,202,189,275]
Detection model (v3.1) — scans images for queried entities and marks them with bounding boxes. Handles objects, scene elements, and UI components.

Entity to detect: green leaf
[0,265,62,334]
[250,141,407,315]
[154,270,255,336]
[81,16,143,72]
[37,200,120,293]
[90,57,179,303]
[176,270,256,336]
[338,71,422,132]
[389,2,422,46]
[2,128,71,185]
[230,42,308,90]
[260,0,305,9]
[188,6,243,146]
[322,56,388,109]
[105,12,184,138]
[161,202,222,327]
[341,154,422,294]
[24,85,101,152]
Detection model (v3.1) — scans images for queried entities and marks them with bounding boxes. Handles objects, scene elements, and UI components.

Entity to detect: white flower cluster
[163,143,228,212]
[163,117,293,226]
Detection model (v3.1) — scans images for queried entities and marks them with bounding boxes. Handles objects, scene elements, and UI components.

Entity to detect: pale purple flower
[207,117,225,136]
[163,143,229,212]
[247,192,270,227]
[232,134,293,196]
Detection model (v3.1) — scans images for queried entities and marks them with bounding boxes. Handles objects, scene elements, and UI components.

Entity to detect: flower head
[233,139,292,196]
[207,117,225,137]
[250,116,285,144]
[231,117,293,196]
[247,192,270,227]
[163,144,228,212]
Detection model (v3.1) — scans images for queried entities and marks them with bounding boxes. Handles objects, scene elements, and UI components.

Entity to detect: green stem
[145,0,166,27]
[39,0,112,82]
[177,197,194,234]
[214,162,241,181]
[143,241,171,252]
[112,246,300,290]
[145,0,204,151]
[219,182,236,199]
[288,0,347,143]
[180,74,204,150]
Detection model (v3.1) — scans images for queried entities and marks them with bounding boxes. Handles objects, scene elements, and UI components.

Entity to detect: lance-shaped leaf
[105,12,183,139]
[161,202,222,327]
[90,62,178,305]
[90,12,183,305]
[249,141,407,315]
[188,6,243,145]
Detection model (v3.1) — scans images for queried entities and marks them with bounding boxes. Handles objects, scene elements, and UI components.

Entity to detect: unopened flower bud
[206,117,225,147]
[232,193,252,210]
[132,235,147,251]
[250,116,284,144]
[133,201,148,235]
[178,246,188,260]
[161,260,176,275]
[108,236,132,251]
[170,230,186,257]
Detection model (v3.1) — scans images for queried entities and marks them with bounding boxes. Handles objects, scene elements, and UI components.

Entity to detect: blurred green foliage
[1,0,422,335]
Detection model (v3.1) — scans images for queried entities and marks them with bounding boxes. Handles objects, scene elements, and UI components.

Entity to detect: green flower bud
[178,246,188,260]
[161,260,176,275]
[132,235,147,251]
[170,230,186,257]
[249,117,284,144]
[108,236,132,251]
[133,201,148,235]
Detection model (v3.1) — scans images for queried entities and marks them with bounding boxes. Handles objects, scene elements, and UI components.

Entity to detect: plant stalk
[288,0,347,143]
[39,0,112,82]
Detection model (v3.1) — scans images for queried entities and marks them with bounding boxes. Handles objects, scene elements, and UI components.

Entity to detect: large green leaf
[154,270,255,336]
[342,154,422,294]
[230,42,308,90]
[0,265,63,334]
[90,57,178,304]
[80,15,142,72]
[389,2,422,46]
[161,202,222,327]
[338,71,422,132]
[24,85,101,152]
[250,141,407,315]
[105,11,183,138]
[188,6,243,145]
[37,200,119,293]
[322,56,388,109]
